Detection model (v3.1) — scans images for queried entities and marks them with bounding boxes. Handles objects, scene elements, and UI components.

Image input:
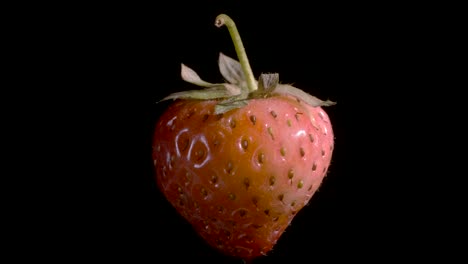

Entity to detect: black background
[17,1,461,263]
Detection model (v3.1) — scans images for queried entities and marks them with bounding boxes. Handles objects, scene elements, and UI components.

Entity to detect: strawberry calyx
[160,14,336,114]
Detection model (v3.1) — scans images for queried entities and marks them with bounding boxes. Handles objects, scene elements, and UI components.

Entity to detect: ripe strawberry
[152,14,335,260]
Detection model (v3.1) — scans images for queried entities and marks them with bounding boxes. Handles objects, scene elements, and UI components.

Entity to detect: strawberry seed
[309,134,314,143]
[229,118,236,128]
[252,224,262,229]
[257,152,265,164]
[297,180,304,189]
[295,112,303,121]
[210,175,218,185]
[241,139,249,150]
[200,187,208,198]
[267,127,275,140]
[280,147,286,157]
[239,209,247,217]
[249,115,256,125]
[226,161,234,174]
[244,236,254,244]
[217,205,225,213]
[178,199,185,207]
[270,110,277,118]
[243,177,250,190]
[252,196,259,207]
[300,147,305,157]
[269,176,276,186]
[278,194,284,202]
[184,172,191,184]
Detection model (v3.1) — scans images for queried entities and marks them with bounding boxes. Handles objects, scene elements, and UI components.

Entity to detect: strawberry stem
[215,14,257,93]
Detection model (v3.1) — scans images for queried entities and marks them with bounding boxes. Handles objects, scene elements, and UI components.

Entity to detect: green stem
[215,14,257,92]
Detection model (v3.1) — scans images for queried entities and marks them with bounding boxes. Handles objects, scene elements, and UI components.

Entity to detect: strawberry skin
[152,95,334,259]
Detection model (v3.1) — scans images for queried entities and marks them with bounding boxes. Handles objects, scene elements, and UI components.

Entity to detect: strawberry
[152,14,335,260]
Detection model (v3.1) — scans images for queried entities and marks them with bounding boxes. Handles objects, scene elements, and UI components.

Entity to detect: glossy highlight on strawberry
[152,14,335,260]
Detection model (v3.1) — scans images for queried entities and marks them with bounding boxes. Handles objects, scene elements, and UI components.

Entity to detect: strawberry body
[152,95,334,259]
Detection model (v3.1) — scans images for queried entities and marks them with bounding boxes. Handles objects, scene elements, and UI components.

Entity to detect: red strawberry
[152,14,335,260]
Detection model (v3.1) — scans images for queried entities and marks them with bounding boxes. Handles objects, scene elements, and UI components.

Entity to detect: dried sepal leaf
[223,84,242,97]
[162,54,335,111]
[273,84,336,107]
[181,64,220,87]
[160,86,236,101]
[218,52,245,85]
[160,64,242,102]
[257,73,279,92]
[215,99,248,114]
